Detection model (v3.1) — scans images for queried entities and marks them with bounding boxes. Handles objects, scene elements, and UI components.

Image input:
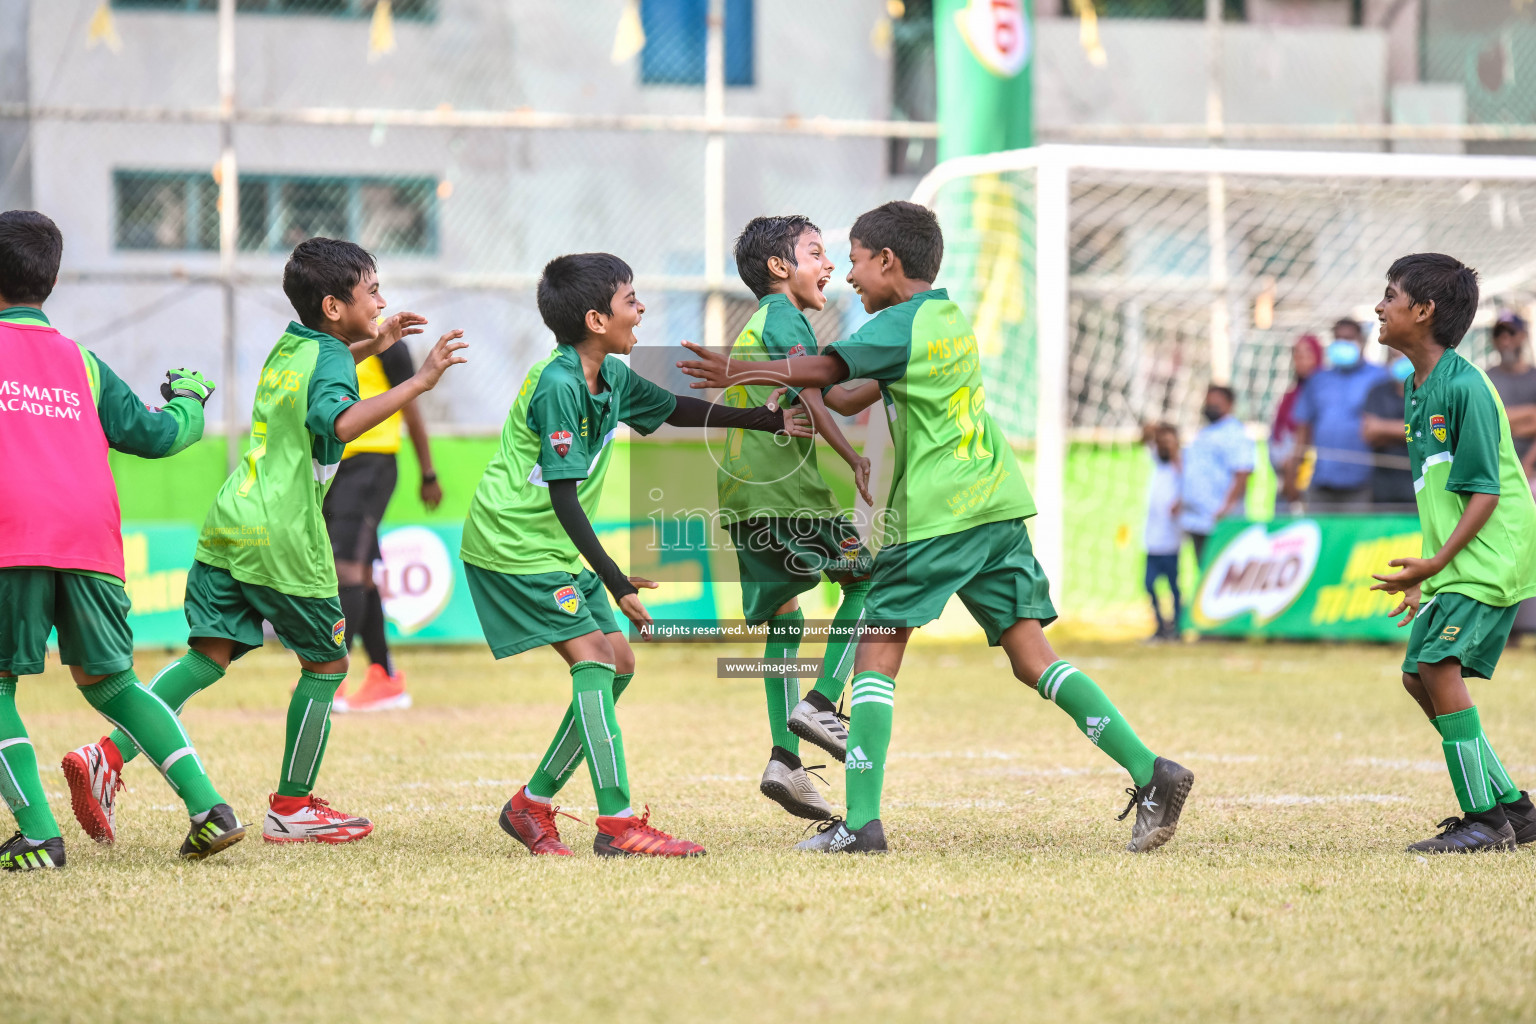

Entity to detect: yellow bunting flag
[1070,0,1107,68]
[86,2,122,54]
[611,0,646,65]
[369,0,396,62]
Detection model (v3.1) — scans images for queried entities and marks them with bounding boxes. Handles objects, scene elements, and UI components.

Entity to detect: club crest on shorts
[839,534,862,560]
[332,618,346,646]
[1430,414,1447,443]
[549,430,574,457]
[553,584,580,615]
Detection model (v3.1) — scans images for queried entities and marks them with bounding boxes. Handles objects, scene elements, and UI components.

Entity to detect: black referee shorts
[323,452,399,564]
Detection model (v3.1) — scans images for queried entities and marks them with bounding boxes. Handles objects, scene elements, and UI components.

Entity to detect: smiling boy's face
[323,269,386,343]
[1375,278,1429,353]
[845,240,897,314]
[784,229,834,312]
[589,280,644,354]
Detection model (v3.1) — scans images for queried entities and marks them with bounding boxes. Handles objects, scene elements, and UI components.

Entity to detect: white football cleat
[262,794,374,844]
[61,741,122,844]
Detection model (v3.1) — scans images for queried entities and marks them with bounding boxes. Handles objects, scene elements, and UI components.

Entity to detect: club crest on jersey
[788,343,807,357]
[553,585,580,615]
[1430,414,1447,443]
[549,431,574,457]
[331,618,346,646]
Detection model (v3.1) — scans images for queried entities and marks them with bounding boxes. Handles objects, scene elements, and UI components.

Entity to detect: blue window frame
[640,0,754,86]
[115,170,439,255]
[112,1,436,21]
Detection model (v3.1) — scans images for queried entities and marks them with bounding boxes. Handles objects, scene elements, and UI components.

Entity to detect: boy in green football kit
[1369,253,1536,853]
[722,215,884,822]
[63,237,466,847]
[681,201,1193,854]
[0,210,241,870]
[464,252,811,858]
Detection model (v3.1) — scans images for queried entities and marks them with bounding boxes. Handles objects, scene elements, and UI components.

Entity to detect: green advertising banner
[117,521,723,650]
[935,0,1033,162]
[1188,516,1425,641]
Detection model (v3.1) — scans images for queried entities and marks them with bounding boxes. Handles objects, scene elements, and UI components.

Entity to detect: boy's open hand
[767,386,814,438]
[676,340,737,390]
[1383,581,1422,627]
[853,455,874,506]
[1371,556,1441,594]
[379,311,427,347]
[414,330,467,391]
[618,592,652,639]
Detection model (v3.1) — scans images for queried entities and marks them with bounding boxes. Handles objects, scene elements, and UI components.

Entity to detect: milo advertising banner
[1189,516,1424,641]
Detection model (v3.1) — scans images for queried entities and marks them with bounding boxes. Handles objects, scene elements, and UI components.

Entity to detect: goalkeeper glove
[161,368,216,407]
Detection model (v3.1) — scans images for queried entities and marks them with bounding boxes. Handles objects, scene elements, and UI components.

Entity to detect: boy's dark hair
[733,215,820,299]
[1387,253,1480,348]
[0,210,63,305]
[1207,384,1236,404]
[537,252,633,345]
[283,237,376,329]
[849,201,943,282]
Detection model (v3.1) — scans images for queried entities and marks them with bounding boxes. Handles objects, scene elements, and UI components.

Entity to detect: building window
[115,171,438,254]
[640,0,754,86]
[111,1,436,21]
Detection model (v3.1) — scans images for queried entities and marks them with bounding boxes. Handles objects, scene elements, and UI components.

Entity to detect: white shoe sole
[346,693,413,713]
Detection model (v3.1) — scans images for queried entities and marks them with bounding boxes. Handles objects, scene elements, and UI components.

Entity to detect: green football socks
[0,676,61,840]
[108,649,226,765]
[82,670,221,816]
[812,580,869,704]
[1435,706,1515,813]
[765,609,805,753]
[278,670,346,798]
[569,660,631,817]
[1037,660,1157,788]
[1430,708,1521,806]
[844,671,895,830]
[526,671,634,800]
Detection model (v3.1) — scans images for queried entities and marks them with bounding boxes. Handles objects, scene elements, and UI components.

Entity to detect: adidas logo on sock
[1085,716,1110,746]
[846,745,874,772]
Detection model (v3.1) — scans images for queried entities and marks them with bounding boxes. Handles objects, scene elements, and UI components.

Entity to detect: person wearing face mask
[1358,356,1418,510]
[1175,385,1255,562]
[1283,318,1391,512]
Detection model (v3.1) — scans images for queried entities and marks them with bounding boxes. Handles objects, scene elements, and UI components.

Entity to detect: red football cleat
[262,794,373,844]
[61,740,123,844]
[593,807,706,858]
[498,788,575,856]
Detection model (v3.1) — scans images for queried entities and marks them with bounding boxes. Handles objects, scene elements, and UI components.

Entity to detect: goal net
[908,145,1536,636]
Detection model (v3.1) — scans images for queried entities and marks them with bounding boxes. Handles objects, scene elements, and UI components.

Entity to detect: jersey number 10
[946,385,991,461]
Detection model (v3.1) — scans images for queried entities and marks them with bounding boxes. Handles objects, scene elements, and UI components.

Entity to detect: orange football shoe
[343,663,411,713]
[593,807,705,858]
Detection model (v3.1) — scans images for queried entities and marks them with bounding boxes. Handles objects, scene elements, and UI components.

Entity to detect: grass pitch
[5,639,1536,1023]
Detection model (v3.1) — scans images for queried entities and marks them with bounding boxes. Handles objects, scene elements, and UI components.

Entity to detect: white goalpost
[907,144,1536,633]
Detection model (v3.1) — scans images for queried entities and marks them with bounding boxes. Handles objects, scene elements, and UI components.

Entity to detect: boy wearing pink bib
[0,210,243,870]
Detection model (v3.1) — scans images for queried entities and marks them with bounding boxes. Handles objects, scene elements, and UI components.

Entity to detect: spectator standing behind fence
[1268,334,1323,514]
[1485,311,1536,644]
[1175,385,1254,563]
[1358,356,1418,510]
[1142,423,1183,642]
[1283,318,1390,512]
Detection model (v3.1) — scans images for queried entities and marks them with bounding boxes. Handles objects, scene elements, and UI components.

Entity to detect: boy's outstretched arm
[333,330,466,444]
[799,387,873,506]
[822,380,882,417]
[663,390,813,437]
[547,478,657,632]
[348,312,426,363]
[93,356,211,459]
[676,340,847,391]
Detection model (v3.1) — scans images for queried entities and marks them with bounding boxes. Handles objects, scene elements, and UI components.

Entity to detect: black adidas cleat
[788,694,849,761]
[1120,756,1194,853]
[1500,792,1536,846]
[180,803,247,861]
[1407,814,1516,854]
[794,816,887,854]
[0,831,65,871]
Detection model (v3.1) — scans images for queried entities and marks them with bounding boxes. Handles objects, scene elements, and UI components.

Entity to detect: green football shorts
[864,516,1056,645]
[184,560,347,664]
[1401,591,1519,680]
[0,568,135,677]
[725,516,872,624]
[464,564,620,659]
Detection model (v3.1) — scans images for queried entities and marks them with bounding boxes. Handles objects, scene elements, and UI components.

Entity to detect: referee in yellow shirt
[323,341,441,711]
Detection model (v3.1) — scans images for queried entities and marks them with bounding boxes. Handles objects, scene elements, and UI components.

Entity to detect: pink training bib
[0,321,125,579]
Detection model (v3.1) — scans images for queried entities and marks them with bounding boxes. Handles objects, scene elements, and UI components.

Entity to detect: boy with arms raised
[464,252,810,857]
[0,210,241,868]
[723,215,882,821]
[681,201,1192,854]
[63,237,466,846]
[1369,253,1536,852]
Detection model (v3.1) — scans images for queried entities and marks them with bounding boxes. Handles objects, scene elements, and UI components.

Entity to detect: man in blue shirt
[1176,385,1255,561]
[1284,318,1390,511]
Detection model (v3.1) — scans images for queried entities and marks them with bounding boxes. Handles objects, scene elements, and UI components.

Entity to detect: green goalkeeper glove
[161,368,216,407]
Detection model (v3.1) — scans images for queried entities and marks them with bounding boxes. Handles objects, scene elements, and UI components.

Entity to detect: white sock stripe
[1473,741,1489,808]
[1046,664,1079,702]
[287,700,315,783]
[1455,742,1475,806]
[159,747,195,774]
[850,694,895,707]
[575,692,612,789]
[850,684,895,698]
[1037,663,1067,699]
[0,737,33,752]
[542,719,578,774]
[98,712,182,792]
[828,610,864,683]
[302,711,330,787]
[0,758,28,808]
[849,672,893,686]
[149,661,179,688]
